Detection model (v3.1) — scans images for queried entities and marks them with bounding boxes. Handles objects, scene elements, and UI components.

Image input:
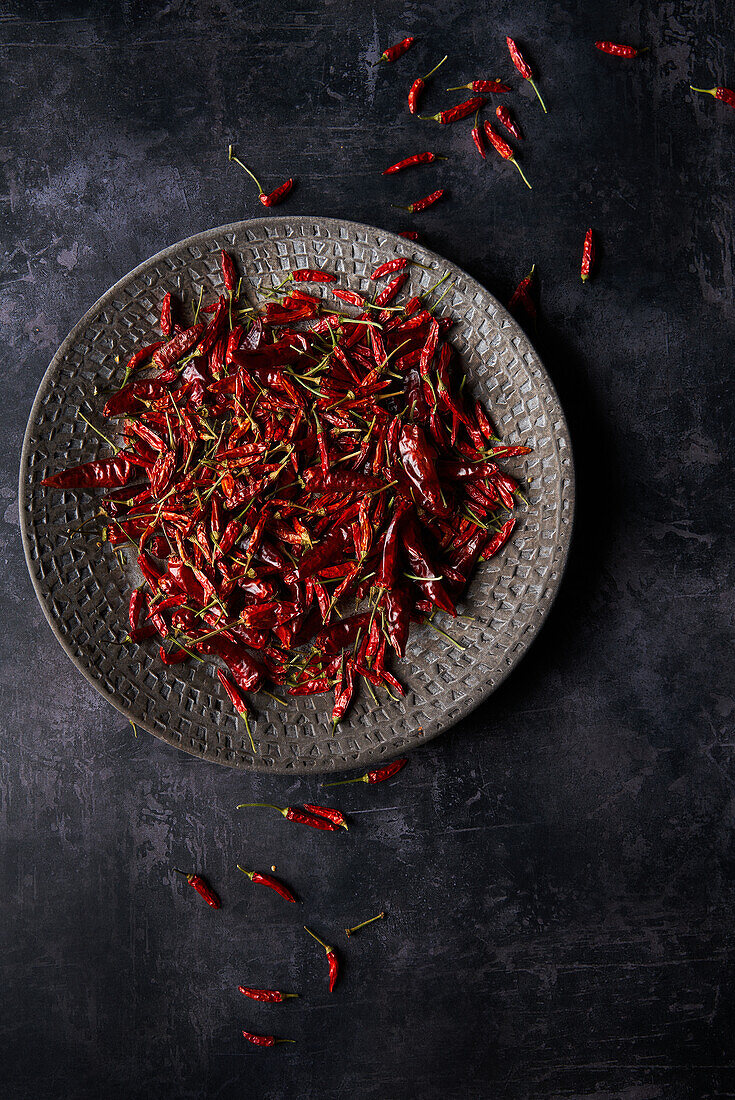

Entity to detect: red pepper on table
[481,517,516,559]
[217,669,256,753]
[407,55,447,114]
[446,79,510,94]
[237,865,297,903]
[302,804,349,830]
[121,340,164,375]
[383,151,447,174]
[391,188,445,213]
[239,987,299,1002]
[378,36,415,64]
[303,926,339,992]
[506,37,547,112]
[152,323,204,370]
[399,422,448,516]
[242,1029,295,1047]
[690,85,735,110]
[173,869,221,908]
[581,228,595,282]
[324,757,408,786]
[496,104,522,140]
[483,121,532,189]
[420,96,485,124]
[236,803,340,831]
[595,41,645,58]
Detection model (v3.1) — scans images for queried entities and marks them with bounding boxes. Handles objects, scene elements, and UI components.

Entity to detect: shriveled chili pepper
[420,95,485,124]
[371,258,410,280]
[408,55,447,114]
[496,105,522,140]
[446,79,510,93]
[471,110,486,158]
[290,268,336,282]
[375,272,409,305]
[303,926,339,992]
[482,517,516,559]
[237,865,296,903]
[483,121,532,189]
[217,669,256,752]
[506,37,547,112]
[690,85,735,110]
[345,911,385,936]
[581,228,595,282]
[236,803,340,831]
[173,868,221,909]
[239,987,299,1002]
[595,41,645,58]
[508,263,536,321]
[43,454,137,490]
[378,36,415,64]
[153,323,204,370]
[302,804,348,830]
[324,757,408,786]
[383,151,445,174]
[229,146,293,206]
[159,292,173,336]
[391,188,445,212]
[242,1029,295,1047]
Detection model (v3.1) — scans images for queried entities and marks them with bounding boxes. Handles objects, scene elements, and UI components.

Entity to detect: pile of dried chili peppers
[44,250,526,749]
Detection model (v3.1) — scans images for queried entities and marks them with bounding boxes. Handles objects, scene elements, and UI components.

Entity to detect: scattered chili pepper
[391,188,445,212]
[303,804,348,830]
[378,36,415,64]
[159,292,173,336]
[408,55,447,114]
[398,230,420,240]
[581,228,595,282]
[290,268,335,283]
[303,926,339,992]
[237,865,296,903]
[471,109,486,158]
[324,757,408,786]
[229,146,293,206]
[506,37,547,112]
[483,121,532,189]
[446,79,510,94]
[420,96,485,124]
[509,264,537,321]
[217,669,256,752]
[383,151,446,175]
[242,1029,295,1047]
[371,257,410,279]
[237,803,340,831]
[595,41,645,58]
[690,85,735,110]
[173,868,221,909]
[239,987,299,1002]
[345,911,385,937]
[495,105,522,140]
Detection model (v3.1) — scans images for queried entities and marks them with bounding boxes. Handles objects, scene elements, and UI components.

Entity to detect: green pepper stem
[236,802,287,817]
[422,55,447,81]
[303,925,331,952]
[236,865,254,880]
[345,912,385,936]
[228,146,264,194]
[690,86,716,96]
[528,78,547,113]
[322,773,369,787]
[445,83,471,91]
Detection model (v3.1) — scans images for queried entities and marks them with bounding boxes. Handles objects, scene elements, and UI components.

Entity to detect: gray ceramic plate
[19,217,574,774]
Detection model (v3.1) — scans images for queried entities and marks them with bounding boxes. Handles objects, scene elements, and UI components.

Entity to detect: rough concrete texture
[1,2,734,1098]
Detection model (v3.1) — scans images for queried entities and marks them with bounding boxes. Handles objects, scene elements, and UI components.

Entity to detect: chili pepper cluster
[44,250,527,749]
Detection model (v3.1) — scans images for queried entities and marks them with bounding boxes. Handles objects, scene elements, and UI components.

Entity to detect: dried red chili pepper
[153,323,204,370]
[371,258,410,280]
[581,228,595,282]
[481,517,516,559]
[391,188,445,212]
[345,911,385,936]
[217,669,256,752]
[495,105,522,140]
[239,987,299,1002]
[382,151,445,174]
[237,865,296,903]
[420,96,485,124]
[398,230,420,240]
[506,37,547,112]
[483,121,532,189]
[302,804,348,830]
[471,110,486,158]
[43,455,137,490]
[242,1029,295,1047]
[690,85,735,109]
[303,926,339,992]
[446,79,510,94]
[324,757,408,786]
[378,36,415,64]
[173,868,221,908]
[595,41,645,58]
[229,147,293,206]
[375,272,409,305]
[509,264,536,321]
[221,250,237,293]
[236,803,340,831]
[408,55,447,114]
[159,292,173,336]
[290,268,336,282]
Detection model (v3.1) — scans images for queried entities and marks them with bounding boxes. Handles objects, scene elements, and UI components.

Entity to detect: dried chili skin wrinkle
[174,869,221,909]
[237,865,297,903]
[446,79,510,94]
[496,105,522,140]
[324,757,408,787]
[506,37,547,113]
[690,85,735,109]
[237,803,339,831]
[581,229,595,282]
[408,56,447,114]
[471,111,486,158]
[595,41,644,58]
[302,804,348,829]
[303,926,339,992]
[391,188,445,213]
[420,96,485,124]
[239,987,298,1002]
[383,152,445,174]
[483,121,532,189]
[228,146,294,206]
[242,1029,295,1047]
[509,264,537,321]
[378,36,415,64]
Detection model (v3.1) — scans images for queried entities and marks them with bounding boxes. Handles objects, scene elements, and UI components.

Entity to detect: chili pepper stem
[303,925,332,952]
[528,79,547,113]
[322,774,369,787]
[242,711,256,753]
[690,86,718,96]
[228,146,264,195]
[422,55,448,80]
[345,912,385,936]
[236,803,288,816]
[510,157,532,189]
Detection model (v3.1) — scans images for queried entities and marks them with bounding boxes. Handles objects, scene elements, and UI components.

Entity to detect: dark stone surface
[1,1,734,1097]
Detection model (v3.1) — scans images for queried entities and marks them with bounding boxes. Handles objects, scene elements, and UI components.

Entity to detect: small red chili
[690,85,735,109]
[408,55,447,114]
[483,122,532,189]
[495,105,522,140]
[303,926,339,992]
[217,669,256,753]
[220,250,237,293]
[391,188,445,213]
[378,36,415,64]
[236,865,297,903]
[374,271,409,305]
[508,264,537,321]
[581,228,595,282]
[471,109,485,158]
[239,987,299,1002]
[382,151,446,174]
[229,146,293,206]
[370,257,410,280]
[290,268,335,283]
[302,804,348,830]
[446,79,510,94]
[324,757,408,786]
[420,95,485,124]
[173,868,221,909]
[595,41,645,58]
[159,292,172,336]
[236,802,340,831]
[506,37,547,113]
[242,1029,295,1047]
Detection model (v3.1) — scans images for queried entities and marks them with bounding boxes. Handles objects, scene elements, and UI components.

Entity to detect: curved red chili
[391,188,445,213]
[420,96,485,124]
[398,230,420,240]
[302,804,348,829]
[495,105,522,140]
[690,85,735,109]
[324,757,408,786]
[408,56,447,114]
[446,79,510,94]
[159,292,173,336]
[509,264,537,321]
[483,121,532,189]
[383,151,445,174]
[236,802,340,831]
[581,228,595,282]
[291,269,335,282]
[242,1029,295,1047]
[239,987,299,1002]
[378,36,415,64]
[221,250,237,293]
[228,146,293,206]
[371,257,410,280]
[471,110,486,158]
[506,37,547,112]
[303,926,339,992]
[237,865,297,903]
[374,271,409,306]
[595,41,644,58]
[174,869,221,909]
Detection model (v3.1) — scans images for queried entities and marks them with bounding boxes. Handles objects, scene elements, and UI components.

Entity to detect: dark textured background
[2,2,734,1098]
